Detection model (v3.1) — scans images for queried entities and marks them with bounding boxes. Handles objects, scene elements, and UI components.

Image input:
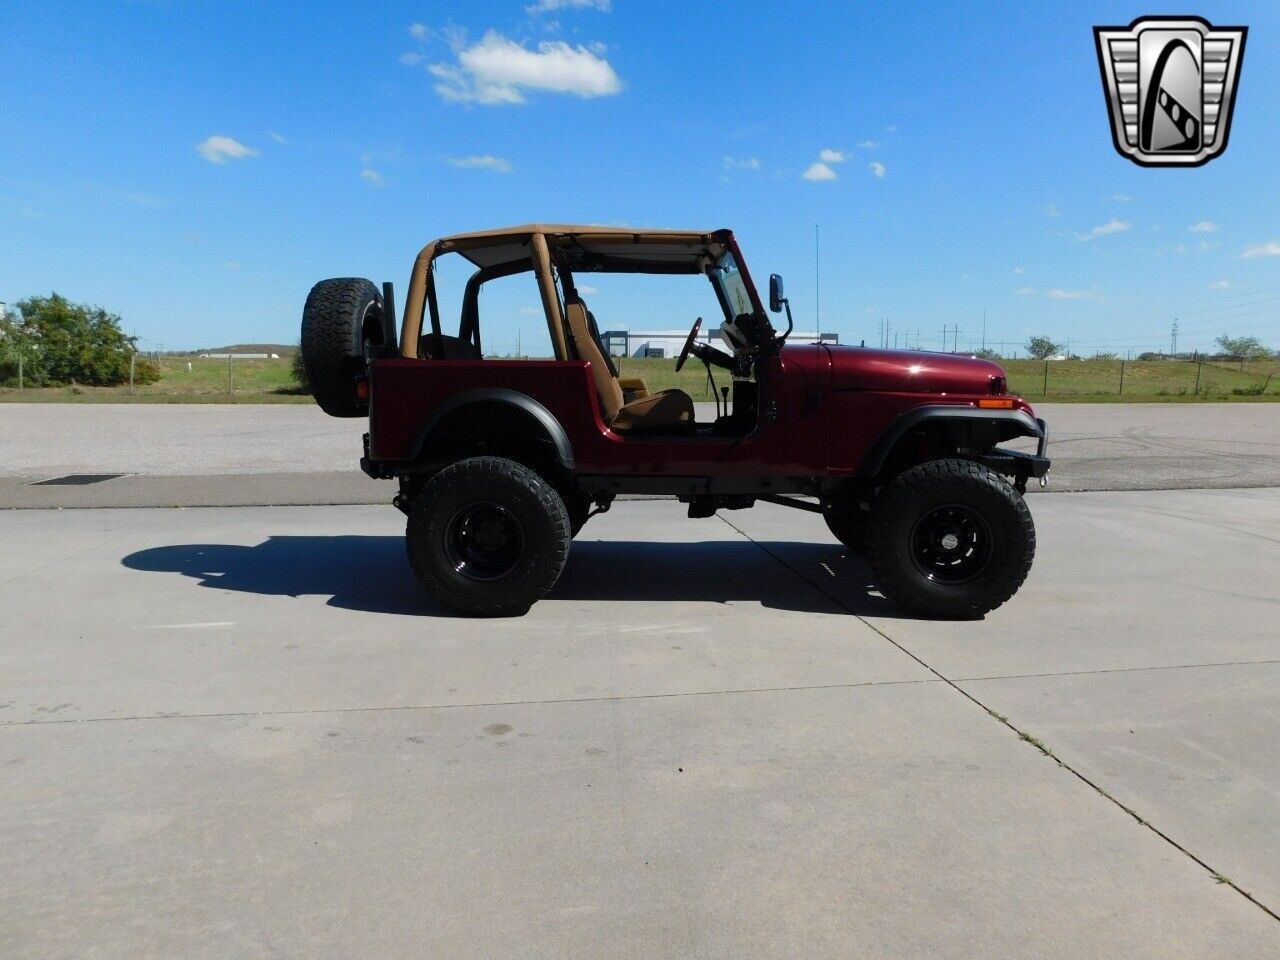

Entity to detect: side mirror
[769,274,785,313]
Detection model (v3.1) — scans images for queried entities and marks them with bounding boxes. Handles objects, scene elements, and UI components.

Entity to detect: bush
[1,293,159,386]
[290,348,310,394]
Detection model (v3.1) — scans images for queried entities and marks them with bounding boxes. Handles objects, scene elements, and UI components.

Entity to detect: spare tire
[300,278,384,418]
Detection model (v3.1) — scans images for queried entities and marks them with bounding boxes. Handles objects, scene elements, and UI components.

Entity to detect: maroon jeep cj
[301,224,1049,618]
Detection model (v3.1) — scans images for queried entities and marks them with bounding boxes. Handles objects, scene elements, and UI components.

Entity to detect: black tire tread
[406,456,571,617]
[301,277,380,418]
[865,458,1035,618]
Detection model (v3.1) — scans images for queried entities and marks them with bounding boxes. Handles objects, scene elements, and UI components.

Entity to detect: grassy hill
[1,353,1276,404]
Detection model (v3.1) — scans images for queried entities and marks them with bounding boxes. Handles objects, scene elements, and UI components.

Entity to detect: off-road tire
[406,457,571,617]
[301,278,382,417]
[865,458,1035,618]
[822,496,867,554]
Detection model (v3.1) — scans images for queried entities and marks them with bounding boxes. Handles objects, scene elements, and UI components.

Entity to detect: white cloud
[1188,220,1218,233]
[400,52,425,66]
[1042,202,1060,218]
[868,161,886,178]
[723,155,760,171]
[1076,218,1131,241]
[1112,192,1134,202]
[1013,266,1025,275]
[448,154,514,173]
[1015,286,1037,295]
[856,140,879,150]
[578,284,599,294]
[1242,241,1280,259]
[267,131,287,144]
[224,260,241,270]
[1047,288,1095,300]
[197,135,259,164]
[1210,279,1232,289]
[527,0,611,11]
[360,168,385,187]
[818,148,846,164]
[802,162,837,182]
[409,22,430,40]
[430,31,621,104]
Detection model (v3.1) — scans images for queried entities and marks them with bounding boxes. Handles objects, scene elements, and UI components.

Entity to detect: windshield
[711,250,754,320]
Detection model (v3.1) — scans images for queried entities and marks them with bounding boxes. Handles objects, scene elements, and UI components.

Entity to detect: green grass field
[0,353,1276,403]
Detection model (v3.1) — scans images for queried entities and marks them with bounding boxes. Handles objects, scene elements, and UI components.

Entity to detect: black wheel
[300,277,383,417]
[865,458,1035,618]
[822,496,867,554]
[406,457,571,616]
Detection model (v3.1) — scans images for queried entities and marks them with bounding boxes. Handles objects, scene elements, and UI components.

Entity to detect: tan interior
[564,298,694,433]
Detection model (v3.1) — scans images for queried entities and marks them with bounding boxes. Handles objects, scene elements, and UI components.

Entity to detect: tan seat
[564,298,694,433]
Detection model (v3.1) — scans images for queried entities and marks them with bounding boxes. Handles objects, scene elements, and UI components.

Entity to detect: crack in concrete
[956,658,1280,683]
[0,676,939,729]
[716,513,1280,926]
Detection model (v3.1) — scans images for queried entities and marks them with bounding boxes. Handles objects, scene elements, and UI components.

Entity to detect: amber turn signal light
[977,397,1015,409]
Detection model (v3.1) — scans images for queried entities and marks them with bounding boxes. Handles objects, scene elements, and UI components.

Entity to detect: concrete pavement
[2,403,1278,508]
[3,492,1279,957]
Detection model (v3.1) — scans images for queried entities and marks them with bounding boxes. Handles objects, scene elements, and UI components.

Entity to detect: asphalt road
[3,491,1279,957]
[2,402,1278,508]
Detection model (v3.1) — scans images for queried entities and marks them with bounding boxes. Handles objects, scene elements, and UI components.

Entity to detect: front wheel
[406,457,571,617]
[865,459,1035,618]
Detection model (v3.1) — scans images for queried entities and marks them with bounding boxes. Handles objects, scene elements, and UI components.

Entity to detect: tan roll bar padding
[531,233,569,361]
[399,240,438,358]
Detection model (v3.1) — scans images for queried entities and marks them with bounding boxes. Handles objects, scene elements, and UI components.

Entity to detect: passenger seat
[563,297,695,433]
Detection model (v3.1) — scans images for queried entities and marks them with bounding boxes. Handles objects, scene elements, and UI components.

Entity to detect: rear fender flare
[859,406,1043,478]
[406,388,575,471]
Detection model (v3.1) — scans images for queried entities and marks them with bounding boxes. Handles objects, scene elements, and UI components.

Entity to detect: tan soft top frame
[399,225,731,360]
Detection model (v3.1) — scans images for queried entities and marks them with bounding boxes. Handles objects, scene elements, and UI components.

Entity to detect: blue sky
[2,1,1277,356]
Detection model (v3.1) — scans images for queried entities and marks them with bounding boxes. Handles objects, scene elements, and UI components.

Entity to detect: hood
[823,344,1006,394]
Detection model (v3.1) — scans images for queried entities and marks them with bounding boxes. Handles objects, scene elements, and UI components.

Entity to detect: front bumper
[978,417,1050,489]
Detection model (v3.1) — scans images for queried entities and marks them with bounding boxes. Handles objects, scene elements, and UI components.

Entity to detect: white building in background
[601,329,837,359]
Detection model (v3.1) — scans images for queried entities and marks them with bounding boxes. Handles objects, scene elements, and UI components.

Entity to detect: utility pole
[940,325,947,352]
[814,224,821,340]
[981,308,987,351]
[1171,319,1179,356]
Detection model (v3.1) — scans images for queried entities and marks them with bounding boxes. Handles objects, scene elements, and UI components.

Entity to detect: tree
[1025,335,1060,360]
[1214,335,1272,361]
[5,293,158,386]
[973,347,1002,361]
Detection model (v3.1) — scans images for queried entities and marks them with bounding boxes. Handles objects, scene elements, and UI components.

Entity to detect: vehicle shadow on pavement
[121,536,914,619]
[558,540,917,619]
[121,537,433,617]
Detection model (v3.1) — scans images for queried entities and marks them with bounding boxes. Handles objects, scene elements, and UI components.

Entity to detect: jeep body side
[301,224,1048,617]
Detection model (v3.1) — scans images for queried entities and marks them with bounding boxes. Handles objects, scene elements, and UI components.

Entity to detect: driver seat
[563,297,694,433]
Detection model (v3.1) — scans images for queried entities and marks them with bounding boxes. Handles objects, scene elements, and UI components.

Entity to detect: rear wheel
[406,457,571,617]
[300,277,383,417]
[865,458,1035,618]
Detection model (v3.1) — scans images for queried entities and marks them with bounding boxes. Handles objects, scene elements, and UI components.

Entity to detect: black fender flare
[859,406,1044,478]
[406,388,575,471]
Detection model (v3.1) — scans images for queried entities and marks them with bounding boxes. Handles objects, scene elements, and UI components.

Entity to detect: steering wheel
[675,317,702,372]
